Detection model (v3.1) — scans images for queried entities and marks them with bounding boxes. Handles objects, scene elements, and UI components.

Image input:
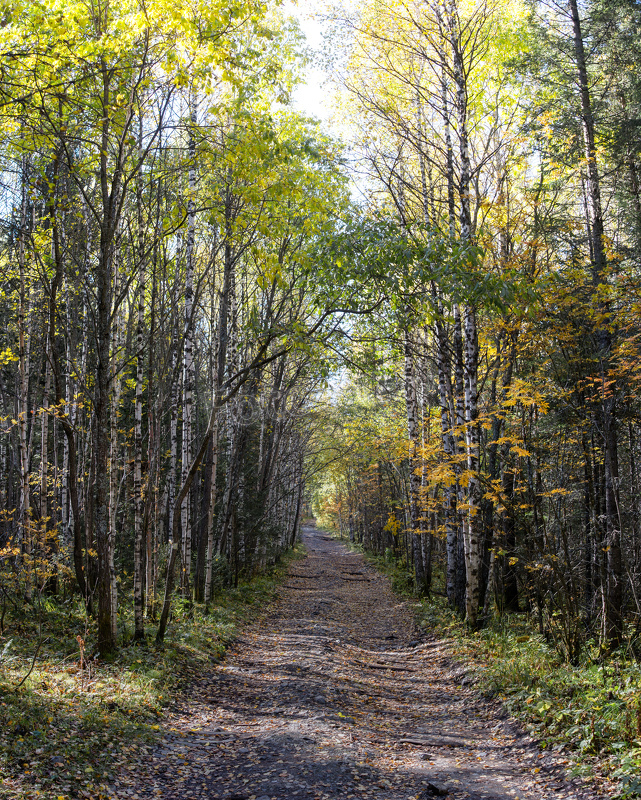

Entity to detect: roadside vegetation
[337,533,641,799]
[449,612,641,799]
[3,0,641,796]
[0,545,303,800]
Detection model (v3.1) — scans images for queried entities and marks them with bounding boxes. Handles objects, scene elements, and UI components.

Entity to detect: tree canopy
[2,0,641,669]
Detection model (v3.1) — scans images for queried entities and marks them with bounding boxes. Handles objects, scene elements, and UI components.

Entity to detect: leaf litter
[106,526,618,800]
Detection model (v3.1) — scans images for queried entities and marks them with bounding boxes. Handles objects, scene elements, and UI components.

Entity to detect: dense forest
[1,0,641,670]
[312,0,641,662]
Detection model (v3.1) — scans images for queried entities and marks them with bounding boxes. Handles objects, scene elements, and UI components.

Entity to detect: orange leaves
[383,513,401,537]
[502,378,549,414]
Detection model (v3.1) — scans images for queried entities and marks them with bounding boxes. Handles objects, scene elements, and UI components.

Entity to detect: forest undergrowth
[338,536,641,799]
[0,545,305,800]
[423,603,641,799]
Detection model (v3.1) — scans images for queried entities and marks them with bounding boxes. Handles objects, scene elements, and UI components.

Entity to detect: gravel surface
[107,526,613,800]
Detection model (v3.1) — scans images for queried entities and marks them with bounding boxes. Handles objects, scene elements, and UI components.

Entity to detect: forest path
[108,527,601,800]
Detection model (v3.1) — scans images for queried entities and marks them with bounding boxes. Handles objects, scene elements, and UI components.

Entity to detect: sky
[282,1,368,203]
[282,0,342,126]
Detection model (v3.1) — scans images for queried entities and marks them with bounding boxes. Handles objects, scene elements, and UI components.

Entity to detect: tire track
[108,526,607,800]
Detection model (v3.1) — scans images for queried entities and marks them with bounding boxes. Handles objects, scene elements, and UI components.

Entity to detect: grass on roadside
[330,535,418,597]
[287,529,641,797]
[0,545,304,800]
[416,596,641,799]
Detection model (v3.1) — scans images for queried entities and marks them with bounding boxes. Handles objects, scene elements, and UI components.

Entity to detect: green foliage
[363,549,415,597]
[310,215,504,321]
[430,610,641,799]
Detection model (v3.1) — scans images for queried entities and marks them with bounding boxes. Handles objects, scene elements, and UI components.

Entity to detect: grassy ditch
[416,598,641,799]
[333,535,641,798]
[0,545,304,800]
[295,530,641,797]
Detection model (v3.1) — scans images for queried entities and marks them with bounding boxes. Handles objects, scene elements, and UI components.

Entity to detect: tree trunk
[448,0,481,628]
[17,167,33,599]
[404,328,427,594]
[568,0,622,648]
[93,63,120,654]
[133,233,146,639]
[180,98,197,598]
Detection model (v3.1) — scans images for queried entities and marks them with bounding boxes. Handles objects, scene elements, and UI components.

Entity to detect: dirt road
[108,527,607,800]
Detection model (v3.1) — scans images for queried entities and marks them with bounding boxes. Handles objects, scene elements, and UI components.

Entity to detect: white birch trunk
[203,413,220,603]
[180,98,197,597]
[167,320,179,546]
[133,187,145,638]
[449,0,481,627]
[108,261,123,643]
[204,267,221,603]
[404,329,427,593]
[18,177,33,598]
